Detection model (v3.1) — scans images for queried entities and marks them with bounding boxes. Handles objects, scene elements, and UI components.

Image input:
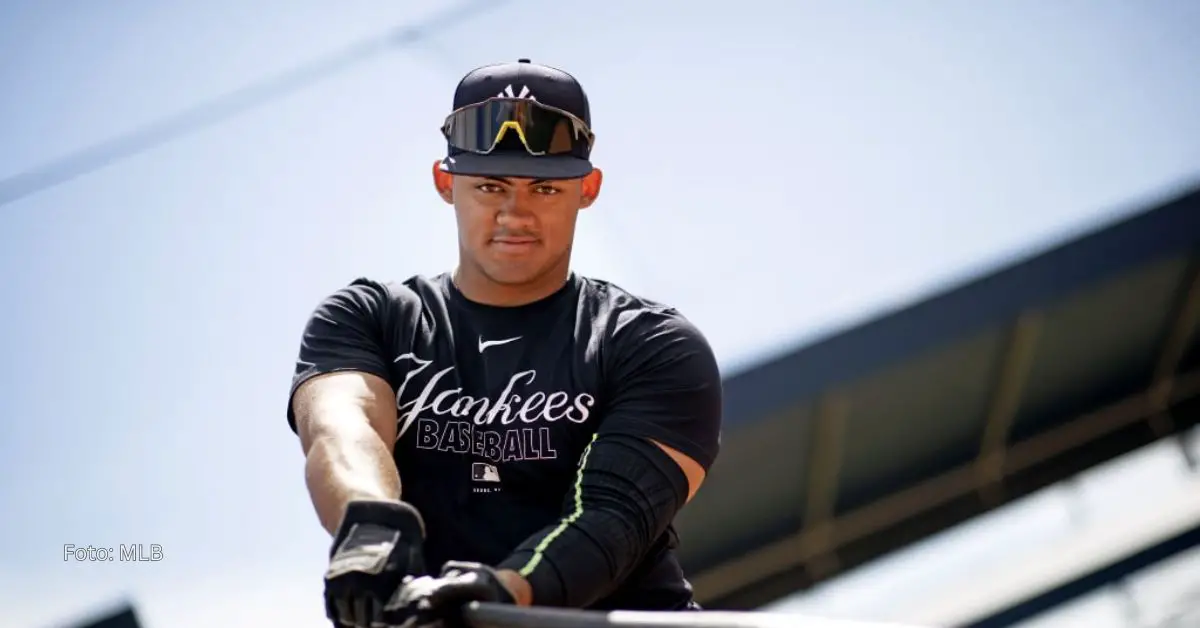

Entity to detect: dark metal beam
[1149,257,1200,438]
[801,394,850,579]
[977,311,1043,505]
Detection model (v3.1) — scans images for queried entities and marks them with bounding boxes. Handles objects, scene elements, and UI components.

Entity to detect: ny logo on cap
[497,84,537,101]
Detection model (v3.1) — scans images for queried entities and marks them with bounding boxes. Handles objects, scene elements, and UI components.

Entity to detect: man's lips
[489,236,539,252]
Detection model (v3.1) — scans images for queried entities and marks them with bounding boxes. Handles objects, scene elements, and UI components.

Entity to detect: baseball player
[287,59,723,628]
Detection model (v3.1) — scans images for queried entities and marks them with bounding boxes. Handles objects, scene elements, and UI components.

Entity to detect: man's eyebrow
[482,176,553,186]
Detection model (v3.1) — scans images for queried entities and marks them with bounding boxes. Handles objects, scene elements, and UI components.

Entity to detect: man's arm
[492,437,705,605]
[651,439,707,503]
[493,439,708,605]
[286,279,408,535]
[293,371,400,535]
[495,310,723,608]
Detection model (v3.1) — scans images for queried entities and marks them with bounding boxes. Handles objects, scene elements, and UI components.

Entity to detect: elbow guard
[498,433,690,608]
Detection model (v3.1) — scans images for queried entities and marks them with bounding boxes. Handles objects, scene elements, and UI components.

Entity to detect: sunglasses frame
[440,97,596,157]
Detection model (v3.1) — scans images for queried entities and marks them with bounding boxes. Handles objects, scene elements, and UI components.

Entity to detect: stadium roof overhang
[677,183,1200,610]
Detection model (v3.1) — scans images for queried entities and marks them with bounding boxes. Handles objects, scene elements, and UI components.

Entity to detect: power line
[0,0,507,208]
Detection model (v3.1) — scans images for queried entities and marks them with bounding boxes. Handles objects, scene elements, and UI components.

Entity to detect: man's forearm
[305,420,402,535]
[496,434,689,607]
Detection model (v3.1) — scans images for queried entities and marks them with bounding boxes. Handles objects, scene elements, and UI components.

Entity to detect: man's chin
[479,261,544,286]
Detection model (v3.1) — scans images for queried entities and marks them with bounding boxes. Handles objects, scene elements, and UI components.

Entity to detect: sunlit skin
[431,161,604,307]
[426,159,708,606]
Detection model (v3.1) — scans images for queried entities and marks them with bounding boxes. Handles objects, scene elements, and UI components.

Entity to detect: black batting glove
[324,499,427,628]
[383,561,515,628]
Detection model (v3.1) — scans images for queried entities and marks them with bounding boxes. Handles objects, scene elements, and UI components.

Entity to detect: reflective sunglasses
[441,98,595,159]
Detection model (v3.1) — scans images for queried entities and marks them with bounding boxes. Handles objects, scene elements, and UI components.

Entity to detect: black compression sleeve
[496,433,689,608]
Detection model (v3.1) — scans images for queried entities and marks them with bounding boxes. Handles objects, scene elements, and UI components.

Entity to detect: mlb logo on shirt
[472,462,501,483]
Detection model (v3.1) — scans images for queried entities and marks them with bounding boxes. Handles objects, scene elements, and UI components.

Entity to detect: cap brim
[440,152,593,180]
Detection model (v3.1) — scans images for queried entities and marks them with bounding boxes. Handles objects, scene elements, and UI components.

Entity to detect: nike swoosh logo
[478,335,522,352]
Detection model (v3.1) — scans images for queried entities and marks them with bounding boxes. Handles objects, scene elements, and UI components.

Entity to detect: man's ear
[578,168,603,209]
[432,160,454,204]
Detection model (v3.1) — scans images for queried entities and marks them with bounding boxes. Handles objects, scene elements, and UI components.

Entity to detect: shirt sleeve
[597,309,723,471]
[286,278,396,433]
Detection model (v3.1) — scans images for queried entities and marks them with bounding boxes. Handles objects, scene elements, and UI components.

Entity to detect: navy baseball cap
[439,59,594,180]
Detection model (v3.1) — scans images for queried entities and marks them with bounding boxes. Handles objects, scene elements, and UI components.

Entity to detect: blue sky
[1,1,1198,627]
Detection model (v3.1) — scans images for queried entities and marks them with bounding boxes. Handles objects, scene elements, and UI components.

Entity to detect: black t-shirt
[287,272,722,610]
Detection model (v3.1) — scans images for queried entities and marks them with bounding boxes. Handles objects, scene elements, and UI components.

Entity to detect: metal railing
[462,603,929,628]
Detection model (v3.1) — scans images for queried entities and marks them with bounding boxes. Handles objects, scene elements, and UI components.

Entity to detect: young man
[287,59,723,628]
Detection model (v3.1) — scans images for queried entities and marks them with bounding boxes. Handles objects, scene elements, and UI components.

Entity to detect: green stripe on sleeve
[517,433,598,577]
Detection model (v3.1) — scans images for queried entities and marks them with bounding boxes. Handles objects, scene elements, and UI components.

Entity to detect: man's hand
[324,499,427,627]
[383,561,516,627]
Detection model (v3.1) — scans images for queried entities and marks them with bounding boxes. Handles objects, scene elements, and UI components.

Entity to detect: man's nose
[495,195,532,223]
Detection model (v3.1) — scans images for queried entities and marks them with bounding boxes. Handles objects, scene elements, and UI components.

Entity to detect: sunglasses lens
[444,100,592,158]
